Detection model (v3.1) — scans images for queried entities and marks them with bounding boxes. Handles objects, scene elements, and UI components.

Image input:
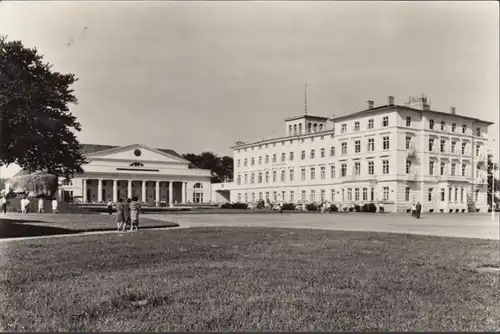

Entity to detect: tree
[182,152,233,183]
[0,36,86,179]
[487,153,499,207]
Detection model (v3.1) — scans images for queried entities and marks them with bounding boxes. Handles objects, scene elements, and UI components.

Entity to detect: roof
[332,104,495,125]
[284,114,330,122]
[79,144,185,160]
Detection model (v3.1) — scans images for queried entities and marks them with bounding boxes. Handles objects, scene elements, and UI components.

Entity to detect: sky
[0,1,498,178]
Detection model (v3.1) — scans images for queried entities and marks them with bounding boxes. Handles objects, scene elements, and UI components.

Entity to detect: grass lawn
[0,227,499,331]
[0,213,178,238]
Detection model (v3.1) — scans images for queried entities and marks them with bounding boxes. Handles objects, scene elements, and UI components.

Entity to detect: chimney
[367,100,374,109]
[450,106,456,114]
[388,96,395,105]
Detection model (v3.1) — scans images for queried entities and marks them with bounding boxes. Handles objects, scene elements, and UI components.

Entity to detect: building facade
[56,143,213,206]
[229,97,494,212]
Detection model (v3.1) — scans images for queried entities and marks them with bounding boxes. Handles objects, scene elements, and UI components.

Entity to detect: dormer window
[130,161,144,167]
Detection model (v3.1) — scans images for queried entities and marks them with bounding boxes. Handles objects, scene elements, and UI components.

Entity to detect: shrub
[354,204,361,212]
[281,203,295,211]
[306,203,318,211]
[329,204,338,212]
[348,207,354,212]
[429,209,434,213]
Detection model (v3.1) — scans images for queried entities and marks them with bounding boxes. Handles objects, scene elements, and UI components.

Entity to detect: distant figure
[107,198,113,215]
[38,198,44,213]
[279,201,284,214]
[21,197,30,213]
[121,198,131,231]
[130,196,141,231]
[411,203,417,218]
[379,202,385,213]
[0,196,7,214]
[52,198,58,213]
[416,202,422,219]
[115,198,124,231]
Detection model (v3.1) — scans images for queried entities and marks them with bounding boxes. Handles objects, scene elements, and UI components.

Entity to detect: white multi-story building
[228,96,494,213]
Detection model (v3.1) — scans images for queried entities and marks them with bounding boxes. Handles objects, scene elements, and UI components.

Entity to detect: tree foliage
[182,152,233,183]
[487,153,499,206]
[0,36,86,178]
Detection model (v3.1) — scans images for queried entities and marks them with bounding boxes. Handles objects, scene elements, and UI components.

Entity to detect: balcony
[405,172,419,181]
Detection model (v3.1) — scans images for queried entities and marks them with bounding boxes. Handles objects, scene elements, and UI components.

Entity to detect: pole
[492,138,497,221]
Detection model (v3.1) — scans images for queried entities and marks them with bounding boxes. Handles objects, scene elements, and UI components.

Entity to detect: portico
[59,143,212,206]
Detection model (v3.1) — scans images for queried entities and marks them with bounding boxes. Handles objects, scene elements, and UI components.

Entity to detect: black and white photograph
[0,0,499,331]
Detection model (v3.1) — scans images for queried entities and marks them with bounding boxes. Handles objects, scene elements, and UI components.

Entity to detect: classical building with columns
[55,143,213,206]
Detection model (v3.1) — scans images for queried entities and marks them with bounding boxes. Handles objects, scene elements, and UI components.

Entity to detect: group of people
[114,196,141,232]
[0,196,58,214]
[411,202,422,219]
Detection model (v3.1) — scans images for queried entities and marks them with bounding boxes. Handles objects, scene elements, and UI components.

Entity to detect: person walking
[115,198,124,231]
[122,198,131,231]
[106,198,113,215]
[0,196,7,214]
[411,203,417,218]
[416,202,422,219]
[51,198,58,213]
[21,196,29,213]
[130,196,141,231]
[38,198,44,213]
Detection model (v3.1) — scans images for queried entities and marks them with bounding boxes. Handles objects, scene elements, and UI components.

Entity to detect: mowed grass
[0,213,178,238]
[0,227,499,331]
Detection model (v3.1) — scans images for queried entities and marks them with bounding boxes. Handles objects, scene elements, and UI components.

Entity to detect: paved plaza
[147,212,500,240]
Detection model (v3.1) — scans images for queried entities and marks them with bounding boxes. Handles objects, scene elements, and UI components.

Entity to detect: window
[347,188,352,201]
[475,145,480,157]
[454,188,458,202]
[258,172,262,183]
[320,166,326,179]
[461,164,466,176]
[368,138,375,152]
[460,188,464,202]
[451,123,456,132]
[405,136,412,149]
[429,161,435,175]
[354,162,361,175]
[290,191,294,202]
[440,188,445,202]
[289,169,294,181]
[251,157,255,165]
[406,116,411,127]
[320,189,325,201]
[476,127,481,136]
[330,146,335,156]
[301,168,306,181]
[440,162,446,176]
[244,158,248,166]
[451,163,456,176]
[281,170,285,182]
[462,124,467,134]
[355,140,361,153]
[237,193,241,202]
[251,173,255,184]
[273,192,277,202]
[237,159,241,167]
[193,183,204,204]
[129,161,144,167]
[355,188,360,201]
[451,141,456,153]
[293,124,297,135]
[440,140,446,153]
[320,148,325,158]
[341,142,347,155]
[405,187,410,201]
[272,171,277,182]
[382,160,389,174]
[429,138,435,152]
[310,149,315,159]
[429,119,435,130]
[354,121,360,131]
[244,174,248,184]
[281,153,286,162]
[289,152,294,161]
[383,187,389,201]
[237,175,241,185]
[368,119,374,129]
[461,142,467,155]
[301,190,306,202]
[288,125,292,135]
[272,154,277,163]
[310,190,316,202]
[265,155,269,164]
[362,188,368,201]
[406,159,412,174]
[341,164,347,177]
[310,167,316,180]
[299,124,303,134]
[342,189,345,201]
[341,124,347,133]
[428,188,433,201]
[265,171,269,183]
[382,116,389,127]
[252,193,255,202]
[330,165,335,178]
[331,189,336,202]
[382,136,390,150]
[301,150,306,160]
[368,161,374,175]
[440,121,445,131]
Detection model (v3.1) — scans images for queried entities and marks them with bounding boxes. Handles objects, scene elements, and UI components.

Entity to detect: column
[82,179,87,203]
[181,182,186,203]
[127,180,132,199]
[113,180,118,202]
[155,181,160,207]
[168,181,173,207]
[141,181,146,203]
[97,179,103,202]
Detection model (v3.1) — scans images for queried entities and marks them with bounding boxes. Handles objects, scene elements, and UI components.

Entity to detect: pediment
[85,144,188,164]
